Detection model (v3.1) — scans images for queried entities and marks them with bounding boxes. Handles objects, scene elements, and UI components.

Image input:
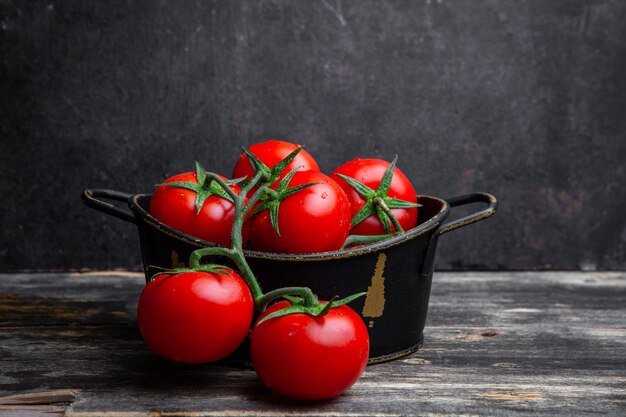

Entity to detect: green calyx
[249,166,320,236]
[156,161,242,214]
[242,146,305,187]
[336,155,421,234]
[148,263,232,282]
[256,292,367,326]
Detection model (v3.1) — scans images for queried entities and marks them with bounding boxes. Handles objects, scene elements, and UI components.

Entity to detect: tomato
[232,139,320,181]
[149,171,245,246]
[137,269,253,363]
[248,170,351,253]
[331,158,418,235]
[250,301,369,400]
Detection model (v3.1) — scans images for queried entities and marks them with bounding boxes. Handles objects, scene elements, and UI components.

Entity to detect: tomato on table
[137,269,253,363]
[250,300,369,400]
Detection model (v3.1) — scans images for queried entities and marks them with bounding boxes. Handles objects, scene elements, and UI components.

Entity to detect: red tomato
[250,301,369,400]
[149,172,244,246]
[248,171,351,253]
[331,158,418,235]
[137,270,253,363]
[232,139,320,181]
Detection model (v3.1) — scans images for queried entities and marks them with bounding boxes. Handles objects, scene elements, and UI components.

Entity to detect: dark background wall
[1,0,625,271]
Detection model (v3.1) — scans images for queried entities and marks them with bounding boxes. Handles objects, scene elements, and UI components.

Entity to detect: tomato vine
[166,146,363,321]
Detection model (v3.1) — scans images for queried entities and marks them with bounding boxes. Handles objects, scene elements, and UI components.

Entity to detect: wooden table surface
[1,271,625,416]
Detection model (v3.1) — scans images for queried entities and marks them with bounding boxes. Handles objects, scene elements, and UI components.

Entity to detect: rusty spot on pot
[362,253,387,318]
[171,250,185,268]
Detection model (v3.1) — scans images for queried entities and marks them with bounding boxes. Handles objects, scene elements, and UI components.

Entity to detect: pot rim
[129,193,450,262]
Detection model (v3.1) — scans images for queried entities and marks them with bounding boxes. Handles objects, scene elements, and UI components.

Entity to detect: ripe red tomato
[331,158,418,235]
[250,301,369,400]
[232,139,320,181]
[149,171,244,246]
[248,170,351,253]
[137,269,253,363]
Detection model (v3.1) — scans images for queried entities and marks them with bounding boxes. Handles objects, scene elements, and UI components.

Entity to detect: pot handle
[437,193,497,236]
[81,189,136,224]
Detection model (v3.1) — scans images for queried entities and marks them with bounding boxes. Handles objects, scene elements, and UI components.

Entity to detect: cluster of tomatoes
[149,139,420,253]
[137,140,419,400]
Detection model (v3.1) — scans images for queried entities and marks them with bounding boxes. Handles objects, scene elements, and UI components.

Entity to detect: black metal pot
[82,189,497,364]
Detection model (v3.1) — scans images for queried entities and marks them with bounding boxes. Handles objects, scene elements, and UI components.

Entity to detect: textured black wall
[1,0,625,271]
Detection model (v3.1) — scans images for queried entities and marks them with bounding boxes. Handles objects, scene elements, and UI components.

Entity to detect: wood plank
[0,272,624,416]
[0,388,78,417]
[0,404,67,417]
[0,272,143,327]
[0,388,78,405]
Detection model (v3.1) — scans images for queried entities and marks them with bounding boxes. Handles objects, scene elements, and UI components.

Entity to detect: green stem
[188,227,266,309]
[373,197,404,233]
[231,170,266,303]
[231,170,265,252]
[231,251,264,306]
[193,169,320,313]
[241,170,266,195]
[242,186,273,216]
[189,158,327,315]
[341,232,396,249]
[257,287,319,310]
[204,173,239,202]
[188,247,237,268]
[189,170,267,304]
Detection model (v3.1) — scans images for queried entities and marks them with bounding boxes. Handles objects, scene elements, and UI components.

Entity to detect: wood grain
[1,272,624,416]
[0,388,78,417]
